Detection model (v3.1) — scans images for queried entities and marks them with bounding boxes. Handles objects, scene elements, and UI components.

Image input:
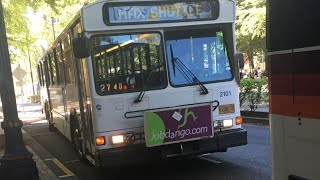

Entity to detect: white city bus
[268,0,320,179]
[37,0,247,167]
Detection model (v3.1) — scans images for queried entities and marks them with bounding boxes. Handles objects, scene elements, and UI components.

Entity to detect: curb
[242,116,269,125]
[22,129,81,180]
[0,128,80,180]
[241,111,269,125]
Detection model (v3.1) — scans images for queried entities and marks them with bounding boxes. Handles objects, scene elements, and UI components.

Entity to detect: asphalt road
[23,122,271,180]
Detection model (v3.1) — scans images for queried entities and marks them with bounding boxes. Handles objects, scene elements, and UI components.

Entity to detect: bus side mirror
[72,36,90,59]
[236,53,244,69]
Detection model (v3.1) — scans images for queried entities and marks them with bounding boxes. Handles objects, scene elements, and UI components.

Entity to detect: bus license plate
[219,104,235,114]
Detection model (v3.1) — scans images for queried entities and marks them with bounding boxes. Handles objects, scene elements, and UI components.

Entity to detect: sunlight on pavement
[0,102,45,125]
[31,120,48,124]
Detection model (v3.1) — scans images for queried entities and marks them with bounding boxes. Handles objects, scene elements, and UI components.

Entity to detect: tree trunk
[248,46,254,78]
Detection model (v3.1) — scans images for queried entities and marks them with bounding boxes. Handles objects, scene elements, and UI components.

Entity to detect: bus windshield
[91,33,167,95]
[165,29,232,86]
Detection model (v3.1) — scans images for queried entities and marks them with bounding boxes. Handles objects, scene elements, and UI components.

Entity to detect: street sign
[12,66,27,81]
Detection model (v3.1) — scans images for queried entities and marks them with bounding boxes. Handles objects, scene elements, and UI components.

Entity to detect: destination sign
[104,0,219,25]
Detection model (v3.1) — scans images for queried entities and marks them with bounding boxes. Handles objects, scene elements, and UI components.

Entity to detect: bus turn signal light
[96,137,105,145]
[236,116,242,125]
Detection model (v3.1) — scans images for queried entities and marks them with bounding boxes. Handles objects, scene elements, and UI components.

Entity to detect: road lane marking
[59,175,75,178]
[51,158,75,176]
[32,132,55,136]
[64,159,80,164]
[198,156,222,164]
[44,158,54,161]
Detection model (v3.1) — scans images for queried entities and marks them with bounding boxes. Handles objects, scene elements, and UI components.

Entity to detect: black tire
[70,115,85,160]
[48,121,56,132]
[44,103,50,120]
[45,102,56,132]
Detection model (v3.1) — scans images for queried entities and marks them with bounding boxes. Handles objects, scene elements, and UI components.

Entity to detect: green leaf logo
[145,112,165,146]
[178,108,197,129]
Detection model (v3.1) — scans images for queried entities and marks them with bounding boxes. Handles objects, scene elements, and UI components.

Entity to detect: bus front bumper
[95,128,247,167]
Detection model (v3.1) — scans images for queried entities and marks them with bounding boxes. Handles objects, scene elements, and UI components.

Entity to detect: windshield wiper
[169,44,209,95]
[134,63,164,103]
[170,44,176,76]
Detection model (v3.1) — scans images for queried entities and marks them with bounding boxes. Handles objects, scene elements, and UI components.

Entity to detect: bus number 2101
[220,91,231,97]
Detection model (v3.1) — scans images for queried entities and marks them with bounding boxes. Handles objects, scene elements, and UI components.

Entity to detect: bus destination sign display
[144,103,213,147]
[104,0,219,25]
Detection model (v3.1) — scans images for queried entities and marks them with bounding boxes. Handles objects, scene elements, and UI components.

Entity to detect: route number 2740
[100,83,123,92]
[220,91,231,97]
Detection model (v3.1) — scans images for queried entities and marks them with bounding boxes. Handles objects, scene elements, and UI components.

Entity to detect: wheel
[44,102,50,120]
[70,115,85,160]
[48,121,55,132]
[45,102,55,132]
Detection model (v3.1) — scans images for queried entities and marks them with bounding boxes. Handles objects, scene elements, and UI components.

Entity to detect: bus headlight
[111,135,124,144]
[222,119,233,128]
[214,119,233,129]
[214,120,222,128]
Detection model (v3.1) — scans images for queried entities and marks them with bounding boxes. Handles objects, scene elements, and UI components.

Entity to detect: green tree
[1,0,85,97]
[239,78,264,111]
[3,0,31,62]
[236,0,266,72]
[2,0,59,62]
[3,0,84,64]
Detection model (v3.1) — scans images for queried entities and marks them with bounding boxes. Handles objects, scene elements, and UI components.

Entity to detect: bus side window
[70,22,83,87]
[62,34,75,84]
[40,62,45,86]
[52,49,60,85]
[44,57,51,86]
[56,43,65,85]
[48,54,56,86]
[37,64,43,87]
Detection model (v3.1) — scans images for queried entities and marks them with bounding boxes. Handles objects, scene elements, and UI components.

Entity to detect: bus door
[79,59,94,153]
[48,48,66,134]
[61,33,79,141]
[72,23,94,153]
[54,43,68,136]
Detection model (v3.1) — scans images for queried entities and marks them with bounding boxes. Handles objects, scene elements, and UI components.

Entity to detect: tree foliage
[3,0,30,62]
[2,0,84,64]
[236,0,266,69]
[239,78,268,111]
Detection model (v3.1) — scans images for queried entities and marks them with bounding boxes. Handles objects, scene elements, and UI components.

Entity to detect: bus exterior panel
[92,82,247,166]
[269,48,320,180]
[91,78,241,132]
[49,87,65,134]
[268,0,320,179]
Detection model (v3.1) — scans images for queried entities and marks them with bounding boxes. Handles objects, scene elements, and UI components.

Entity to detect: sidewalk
[0,102,80,180]
[0,130,59,180]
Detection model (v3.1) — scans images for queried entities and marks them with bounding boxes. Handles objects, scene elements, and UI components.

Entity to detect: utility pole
[0,0,39,179]
[51,16,56,40]
[27,50,35,97]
